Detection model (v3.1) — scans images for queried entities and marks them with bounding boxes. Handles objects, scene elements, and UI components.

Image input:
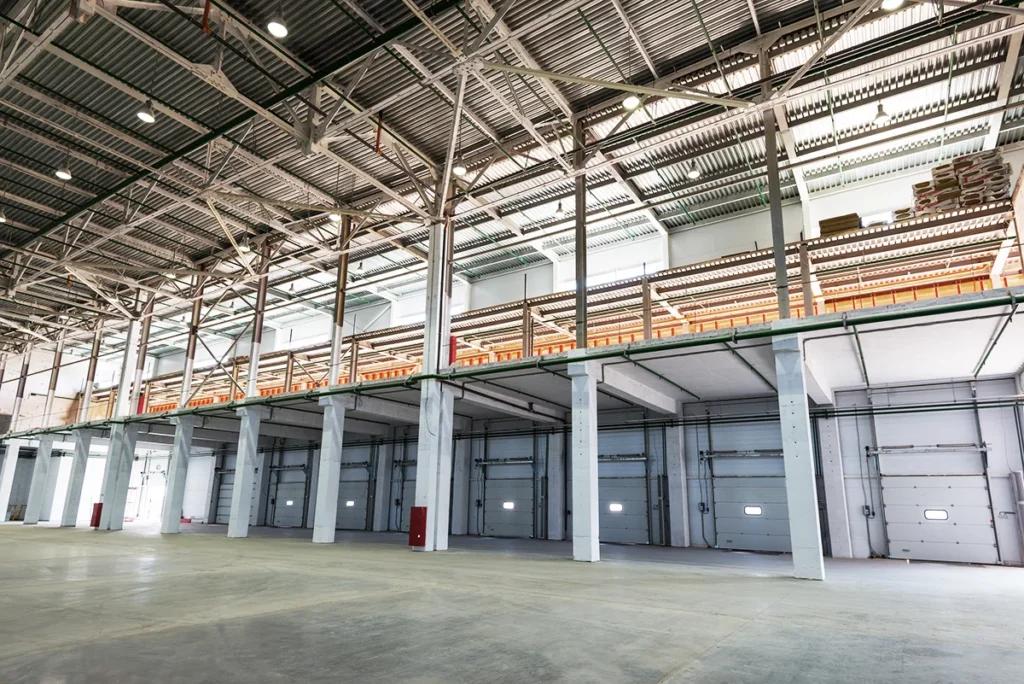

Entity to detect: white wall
[470,263,553,310]
[669,203,805,267]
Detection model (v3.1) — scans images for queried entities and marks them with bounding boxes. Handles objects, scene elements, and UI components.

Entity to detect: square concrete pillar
[0,439,26,521]
[312,395,351,544]
[23,436,56,525]
[371,437,393,532]
[818,416,853,558]
[773,334,826,580]
[161,416,200,534]
[412,378,454,551]
[98,423,139,531]
[450,437,471,536]
[568,361,600,562]
[61,430,94,527]
[227,406,267,538]
[665,424,690,547]
[546,431,566,541]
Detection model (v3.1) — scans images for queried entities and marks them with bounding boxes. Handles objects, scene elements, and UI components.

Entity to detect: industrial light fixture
[555,200,565,218]
[266,8,288,39]
[328,212,342,223]
[0,207,6,224]
[686,165,701,180]
[881,0,904,10]
[55,163,72,181]
[355,261,364,273]
[137,100,156,124]
[288,282,295,293]
[873,102,891,127]
[452,157,468,177]
[622,93,642,110]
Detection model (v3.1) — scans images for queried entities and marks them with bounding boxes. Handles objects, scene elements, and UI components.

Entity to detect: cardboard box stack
[818,213,861,237]
[912,149,1011,216]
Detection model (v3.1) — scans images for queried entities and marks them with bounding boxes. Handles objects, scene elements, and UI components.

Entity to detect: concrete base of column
[568,361,599,562]
[0,439,26,522]
[773,333,826,580]
[161,417,200,534]
[665,423,690,547]
[97,424,140,531]
[546,432,566,541]
[312,395,351,544]
[23,436,56,525]
[412,378,454,552]
[61,430,93,527]
[227,407,266,538]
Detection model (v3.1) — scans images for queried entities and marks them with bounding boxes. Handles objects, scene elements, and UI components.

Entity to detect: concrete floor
[2,524,1022,683]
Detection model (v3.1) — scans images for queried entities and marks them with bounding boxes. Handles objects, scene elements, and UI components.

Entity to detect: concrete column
[227,406,266,538]
[772,333,825,580]
[23,435,56,524]
[450,437,471,536]
[568,360,599,562]
[665,423,690,547]
[818,416,853,558]
[546,431,566,541]
[371,438,393,532]
[312,395,350,543]
[61,429,93,526]
[161,416,200,534]
[0,439,26,521]
[413,378,455,551]
[97,423,139,530]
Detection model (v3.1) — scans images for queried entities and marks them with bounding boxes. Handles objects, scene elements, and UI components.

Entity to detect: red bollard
[90,503,103,528]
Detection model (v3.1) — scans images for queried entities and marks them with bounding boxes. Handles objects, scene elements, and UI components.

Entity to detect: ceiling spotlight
[288,282,295,293]
[873,102,891,127]
[881,0,904,10]
[164,272,178,281]
[0,207,6,224]
[237,242,252,254]
[555,200,565,218]
[622,94,642,111]
[267,11,288,39]
[686,165,701,180]
[137,100,156,124]
[355,261,364,273]
[55,164,72,181]
[328,212,342,223]
[452,157,468,177]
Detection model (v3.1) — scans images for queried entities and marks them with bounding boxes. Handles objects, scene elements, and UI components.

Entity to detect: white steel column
[568,360,599,562]
[161,416,200,534]
[312,395,351,543]
[371,438,393,532]
[547,431,566,540]
[818,416,853,558]
[665,423,690,547]
[450,437,471,536]
[412,70,464,553]
[61,429,94,526]
[772,333,826,580]
[23,435,56,524]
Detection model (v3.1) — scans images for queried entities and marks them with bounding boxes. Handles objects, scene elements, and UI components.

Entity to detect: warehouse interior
[2,0,1024,681]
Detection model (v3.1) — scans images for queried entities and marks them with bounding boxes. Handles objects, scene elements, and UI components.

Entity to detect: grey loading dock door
[337,466,370,530]
[214,455,261,525]
[713,475,791,552]
[483,475,535,538]
[598,476,649,544]
[881,475,999,564]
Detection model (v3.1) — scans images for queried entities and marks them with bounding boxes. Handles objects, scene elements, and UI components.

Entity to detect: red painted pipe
[90,503,102,528]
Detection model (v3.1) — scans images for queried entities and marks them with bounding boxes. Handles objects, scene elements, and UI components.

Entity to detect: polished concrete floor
[2,523,1022,683]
